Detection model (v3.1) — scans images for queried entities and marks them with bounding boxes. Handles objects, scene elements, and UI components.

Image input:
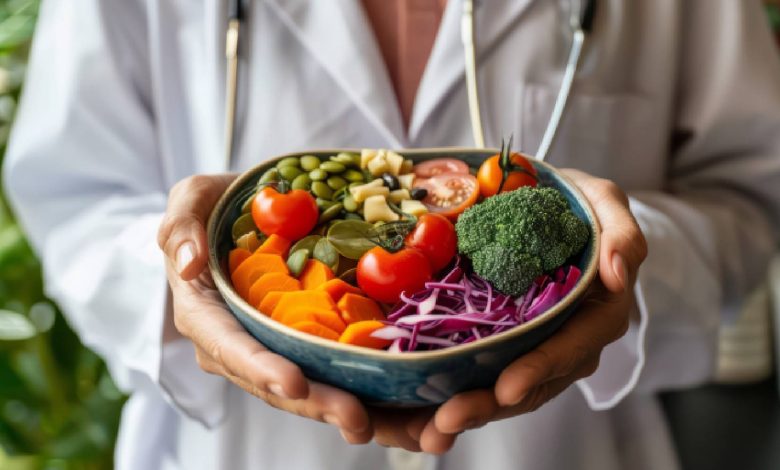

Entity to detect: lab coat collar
[410,0,536,145]
[264,0,406,148]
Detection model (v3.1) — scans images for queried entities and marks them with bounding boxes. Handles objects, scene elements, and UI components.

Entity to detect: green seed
[332,185,348,201]
[343,195,358,212]
[231,213,257,242]
[276,156,300,168]
[318,203,343,225]
[327,176,347,190]
[240,191,256,214]
[300,155,321,171]
[311,181,333,199]
[331,153,358,166]
[320,161,346,174]
[287,249,310,278]
[344,213,363,221]
[278,166,303,181]
[343,169,365,183]
[258,168,280,184]
[291,173,312,190]
[309,169,328,181]
[316,198,336,210]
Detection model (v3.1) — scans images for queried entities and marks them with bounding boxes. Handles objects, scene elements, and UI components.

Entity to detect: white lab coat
[5,0,780,469]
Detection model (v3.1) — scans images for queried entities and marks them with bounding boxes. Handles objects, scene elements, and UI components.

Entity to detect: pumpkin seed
[326,175,347,190]
[278,165,303,181]
[316,198,336,210]
[343,169,365,183]
[319,161,346,174]
[318,202,343,224]
[343,195,358,212]
[287,249,310,277]
[311,181,333,199]
[309,168,328,181]
[291,173,312,190]
[313,238,340,272]
[258,168,280,185]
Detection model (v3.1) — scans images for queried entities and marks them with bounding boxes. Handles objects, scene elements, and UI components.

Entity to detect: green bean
[318,203,343,225]
[326,175,347,190]
[300,155,321,171]
[276,156,300,168]
[278,166,303,181]
[291,174,312,190]
[311,181,333,199]
[320,161,346,174]
[309,169,328,181]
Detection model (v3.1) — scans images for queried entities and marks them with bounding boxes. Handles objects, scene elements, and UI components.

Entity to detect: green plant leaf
[0,310,35,341]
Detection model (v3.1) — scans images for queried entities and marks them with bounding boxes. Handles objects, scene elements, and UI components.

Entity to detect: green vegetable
[287,249,311,277]
[300,155,321,171]
[311,181,333,199]
[327,175,347,190]
[455,187,588,296]
[318,202,343,224]
[278,165,303,181]
[309,168,328,181]
[231,213,257,242]
[343,169,365,182]
[277,156,300,168]
[290,235,322,254]
[326,220,377,259]
[291,173,312,190]
[258,168,280,185]
[320,161,346,174]
[313,238,340,272]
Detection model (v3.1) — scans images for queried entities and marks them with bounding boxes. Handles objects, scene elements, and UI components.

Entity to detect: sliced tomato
[413,158,470,179]
[417,173,480,221]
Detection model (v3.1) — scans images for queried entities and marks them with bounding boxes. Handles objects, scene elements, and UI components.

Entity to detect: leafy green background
[0,1,125,469]
[0,1,777,470]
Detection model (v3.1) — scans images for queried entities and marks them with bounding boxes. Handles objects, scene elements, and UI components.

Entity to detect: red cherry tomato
[477,152,537,198]
[251,186,318,241]
[357,247,432,304]
[413,158,470,179]
[416,173,480,221]
[404,213,457,272]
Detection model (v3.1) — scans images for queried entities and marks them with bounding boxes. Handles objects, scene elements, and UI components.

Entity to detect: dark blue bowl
[207,148,600,406]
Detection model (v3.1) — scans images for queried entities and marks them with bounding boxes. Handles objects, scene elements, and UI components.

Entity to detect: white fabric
[5,0,780,469]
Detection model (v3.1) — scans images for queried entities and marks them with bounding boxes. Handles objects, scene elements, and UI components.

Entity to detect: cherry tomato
[416,173,480,221]
[251,186,318,241]
[357,247,432,304]
[405,213,457,272]
[413,158,470,179]
[477,152,537,198]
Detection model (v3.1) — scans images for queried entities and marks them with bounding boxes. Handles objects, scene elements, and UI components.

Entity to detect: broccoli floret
[456,187,589,296]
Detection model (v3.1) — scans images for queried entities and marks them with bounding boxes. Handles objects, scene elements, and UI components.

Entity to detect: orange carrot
[338,320,391,349]
[275,307,346,334]
[316,278,363,303]
[247,272,301,308]
[258,291,285,315]
[299,259,335,289]
[270,290,336,318]
[256,234,292,258]
[228,248,252,273]
[289,321,340,341]
[230,253,289,300]
[337,293,386,324]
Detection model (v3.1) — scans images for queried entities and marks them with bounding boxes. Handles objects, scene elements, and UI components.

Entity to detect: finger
[419,418,458,455]
[158,174,237,280]
[560,170,648,293]
[339,428,373,445]
[494,372,582,420]
[370,408,432,452]
[434,389,498,434]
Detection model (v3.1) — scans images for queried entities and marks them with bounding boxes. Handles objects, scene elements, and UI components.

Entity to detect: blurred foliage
[0,1,125,469]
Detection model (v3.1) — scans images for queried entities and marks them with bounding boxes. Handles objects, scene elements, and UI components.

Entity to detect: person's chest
[149,0,672,191]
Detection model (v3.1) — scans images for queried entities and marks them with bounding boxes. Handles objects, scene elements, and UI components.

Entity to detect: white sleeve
[577,0,780,408]
[3,0,226,427]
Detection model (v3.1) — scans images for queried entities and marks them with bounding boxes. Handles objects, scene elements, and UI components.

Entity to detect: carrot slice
[337,293,386,324]
[275,307,346,334]
[228,248,252,273]
[338,320,392,349]
[258,291,285,315]
[230,253,289,300]
[289,321,340,341]
[270,290,336,318]
[256,234,292,258]
[316,278,363,303]
[247,272,301,308]
[299,259,335,289]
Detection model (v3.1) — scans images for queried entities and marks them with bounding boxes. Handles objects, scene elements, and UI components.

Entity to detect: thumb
[158,174,237,280]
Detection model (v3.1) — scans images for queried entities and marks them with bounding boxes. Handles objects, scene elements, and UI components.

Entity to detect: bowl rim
[207,147,601,361]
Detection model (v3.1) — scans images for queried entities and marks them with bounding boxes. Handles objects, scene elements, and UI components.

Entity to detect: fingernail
[176,243,195,274]
[611,253,627,292]
[268,383,289,399]
[323,414,341,428]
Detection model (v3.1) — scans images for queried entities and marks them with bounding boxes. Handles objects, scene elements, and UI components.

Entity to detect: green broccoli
[455,186,589,296]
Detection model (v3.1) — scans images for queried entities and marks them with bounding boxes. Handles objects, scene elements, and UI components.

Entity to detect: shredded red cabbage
[373,258,581,352]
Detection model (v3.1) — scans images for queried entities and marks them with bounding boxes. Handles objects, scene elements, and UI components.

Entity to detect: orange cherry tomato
[251,186,318,241]
[477,152,537,198]
[357,247,432,304]
[416,173,480,221]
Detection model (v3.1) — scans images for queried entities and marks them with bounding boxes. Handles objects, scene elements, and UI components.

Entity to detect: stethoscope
[223,0,597,168]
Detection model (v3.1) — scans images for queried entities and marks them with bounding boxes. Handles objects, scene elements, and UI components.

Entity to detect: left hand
[352,170,648,453]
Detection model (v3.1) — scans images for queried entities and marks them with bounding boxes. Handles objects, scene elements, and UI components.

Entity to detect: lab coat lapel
[265,0,406,147]
[410,0,536,144]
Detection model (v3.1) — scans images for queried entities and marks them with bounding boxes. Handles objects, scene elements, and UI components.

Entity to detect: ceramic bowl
[207,148,600,406]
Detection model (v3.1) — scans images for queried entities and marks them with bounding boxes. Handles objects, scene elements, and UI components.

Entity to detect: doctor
[5,0,780,469]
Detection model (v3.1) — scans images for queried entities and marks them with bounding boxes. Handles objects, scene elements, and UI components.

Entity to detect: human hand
[402,170,649,454]
[157,174,372,442]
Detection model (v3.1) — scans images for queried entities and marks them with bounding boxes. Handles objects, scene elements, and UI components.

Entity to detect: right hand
[157,174,372,443]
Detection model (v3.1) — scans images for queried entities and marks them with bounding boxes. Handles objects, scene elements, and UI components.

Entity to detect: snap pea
[287,249,310,278]
[291,173,312,190]
[318,202,343,225]
[276,156,300,168]
[278,165,303,181]
[309,168,328,181]
[299,155,321,171]
[327,175,347,190]
[311,181,333,199]
[258,168,280,185]
[343,169,365,183]
[319,161,346,174]
[343,195,358,212]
